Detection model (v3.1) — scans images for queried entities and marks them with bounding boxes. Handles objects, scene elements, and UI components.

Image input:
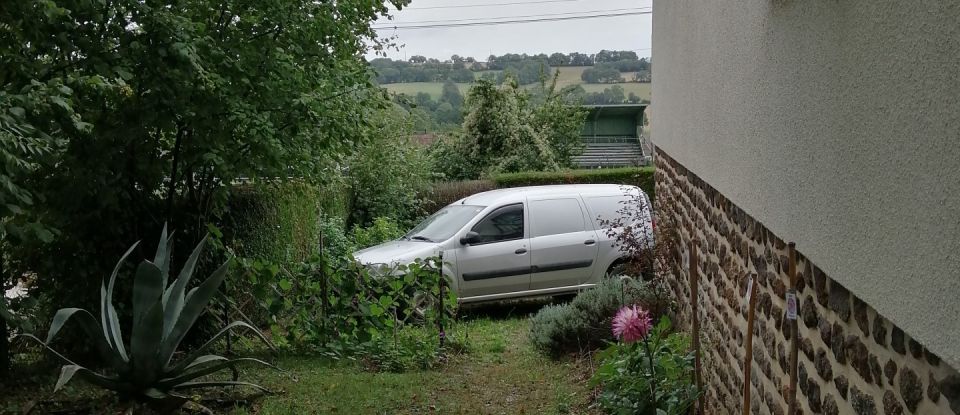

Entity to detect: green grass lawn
[230,313,598,414]
[3,305,598,414]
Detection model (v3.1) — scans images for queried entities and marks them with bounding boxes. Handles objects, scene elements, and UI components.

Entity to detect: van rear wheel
[605,262,632,281]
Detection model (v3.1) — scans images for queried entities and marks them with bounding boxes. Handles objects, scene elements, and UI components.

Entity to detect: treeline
[369,58,477,84]
[370,49,651,85]
[489,49,643,68]
[581,61,651,83]
[371,57,550,85]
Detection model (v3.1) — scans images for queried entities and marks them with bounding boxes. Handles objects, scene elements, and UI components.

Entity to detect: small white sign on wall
[785,289,798,320]
[744,275,754,311]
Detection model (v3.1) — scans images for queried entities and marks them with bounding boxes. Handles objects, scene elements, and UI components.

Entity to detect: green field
[383,66,651,101]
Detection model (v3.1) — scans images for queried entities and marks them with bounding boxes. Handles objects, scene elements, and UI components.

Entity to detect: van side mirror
[460,231,480,245]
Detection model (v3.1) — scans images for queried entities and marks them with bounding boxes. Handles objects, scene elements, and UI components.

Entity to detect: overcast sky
[367,0,652,61]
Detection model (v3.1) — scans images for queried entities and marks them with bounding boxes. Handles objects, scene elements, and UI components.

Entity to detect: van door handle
[515,248,528,254]
[584,239,596,245]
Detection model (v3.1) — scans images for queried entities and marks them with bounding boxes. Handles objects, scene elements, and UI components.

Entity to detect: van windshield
[404,205,485,242]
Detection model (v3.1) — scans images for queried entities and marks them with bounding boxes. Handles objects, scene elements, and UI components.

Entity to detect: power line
[396,0,584,11]
[373,10,652,30]
[381,7,650,26]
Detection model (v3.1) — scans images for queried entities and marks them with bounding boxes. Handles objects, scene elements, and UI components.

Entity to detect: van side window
[470,204,524,243]
[529,198,586,237]
[585,195,628,229]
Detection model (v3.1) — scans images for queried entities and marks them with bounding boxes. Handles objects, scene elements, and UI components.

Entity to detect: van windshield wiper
[409,235,434,242]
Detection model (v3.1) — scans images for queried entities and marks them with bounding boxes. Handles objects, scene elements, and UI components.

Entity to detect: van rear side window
[529,198,585,237]
[585,195,629,229]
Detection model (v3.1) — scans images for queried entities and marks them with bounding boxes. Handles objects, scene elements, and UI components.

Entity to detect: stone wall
[655,148,960,415]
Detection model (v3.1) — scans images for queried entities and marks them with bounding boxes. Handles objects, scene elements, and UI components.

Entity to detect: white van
[353,184,653,304]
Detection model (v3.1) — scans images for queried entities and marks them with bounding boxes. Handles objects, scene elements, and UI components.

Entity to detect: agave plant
[20,226,275,409]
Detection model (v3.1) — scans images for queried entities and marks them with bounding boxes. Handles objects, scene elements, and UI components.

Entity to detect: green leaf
[103,242,139,362]
[130,300,164,382]
[159,357,276,389]
[167,320,275,373]
[163,237,207,339]
[152,224,172,287]
[16,335,126,393]
[158,260,230,367]
[55,365,82,391]
[278,279,292,291]
[132,261,163,327]
[171,380,270,394]
[44,308,124,371]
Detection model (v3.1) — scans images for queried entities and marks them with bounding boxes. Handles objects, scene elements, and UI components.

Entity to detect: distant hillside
[382,66,651,102]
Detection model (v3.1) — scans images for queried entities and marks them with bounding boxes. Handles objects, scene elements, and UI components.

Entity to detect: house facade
[652,1,960,414]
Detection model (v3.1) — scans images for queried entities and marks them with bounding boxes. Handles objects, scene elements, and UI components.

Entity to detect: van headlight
[364,262,392,277]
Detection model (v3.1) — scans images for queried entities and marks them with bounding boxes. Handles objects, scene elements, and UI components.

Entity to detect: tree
[347,105,432,226]
[440,81,464,109]
[434,102,460,125]
[435,77,585,179]
[449,69,476,83]
[603,85,626,103]
[596,49,638,63]
[2,0,410,318]
[410,55,427,63]
[415,92,437,111]
[376,67,402,84]
[549,52,571,66]
[582,64,624,83]
[451,54,464,64]
[569,52,595,66]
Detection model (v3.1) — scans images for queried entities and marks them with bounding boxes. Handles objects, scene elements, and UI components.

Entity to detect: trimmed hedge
[493,167,655,199]
[420,179,496,214]
[421,167,655,213]
[222,179,349,263]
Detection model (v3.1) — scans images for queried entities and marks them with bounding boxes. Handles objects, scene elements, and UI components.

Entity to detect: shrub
[591,316,699,415]
[351,217,404,249]
[236,255,456,358]
[317,214,354,267]
[529,278,667,357]
[494,167,655,200]
[19,227,274,411]
[347,106,433,227]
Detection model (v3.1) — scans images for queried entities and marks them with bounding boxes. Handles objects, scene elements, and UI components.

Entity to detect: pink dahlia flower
[612,305,653,343]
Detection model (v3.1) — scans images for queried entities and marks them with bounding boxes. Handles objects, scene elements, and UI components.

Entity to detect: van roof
[456,184,640,207]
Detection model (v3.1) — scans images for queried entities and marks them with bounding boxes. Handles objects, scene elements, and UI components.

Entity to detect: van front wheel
[410,290,457,321]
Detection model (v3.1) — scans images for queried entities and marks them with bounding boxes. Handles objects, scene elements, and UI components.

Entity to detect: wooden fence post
[690,238,705,415]
[786,242,799,415]
[743,273,759,415]
[437,250,445,349]
[319,232,329,338]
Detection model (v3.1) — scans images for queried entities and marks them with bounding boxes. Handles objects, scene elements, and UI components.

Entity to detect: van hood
[353,240,440,266]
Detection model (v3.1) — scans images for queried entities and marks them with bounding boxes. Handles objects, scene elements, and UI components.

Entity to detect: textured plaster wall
[651,0,960,368]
